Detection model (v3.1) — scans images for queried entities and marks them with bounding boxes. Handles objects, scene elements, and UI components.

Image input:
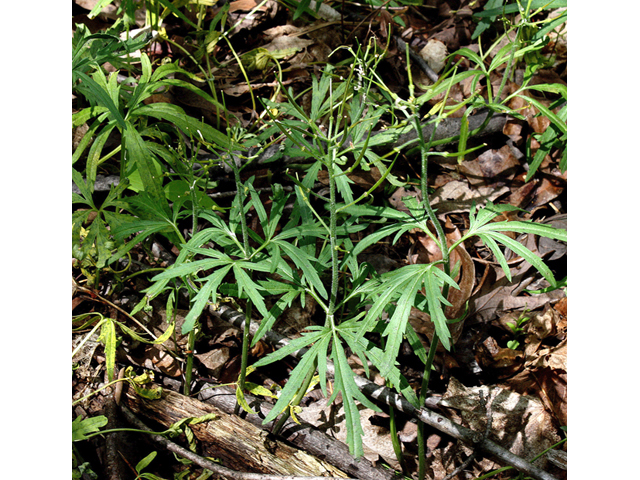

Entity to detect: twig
[75,284,157,340]
[395,36,439,83]
[118,402,356,480]
[211,304,558,480]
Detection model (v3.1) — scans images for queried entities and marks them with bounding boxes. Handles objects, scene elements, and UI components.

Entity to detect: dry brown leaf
[319,166,383,192]
[532,366,567,427]
[388,186,421,212]
[195,348,231,378]
[358,254,399,274]
[554,297,567,317]
[274,293,317,337]
[469,261,565,324]
[430,179,509,215]
[528,175,565,209]
[507,94,552,134]
[440,377,561,469]
[500,334,567,428]
[131,345,182,377]
[408,230,475,350]
[262,35,314,54]
[227,0,278,34]
[297,400,400,470]
[506,180,537,209]
[475,335,524,378]
[503,117,524,144]
[528,339,567,371]
[524,308,560,359]
[458,145,520,188]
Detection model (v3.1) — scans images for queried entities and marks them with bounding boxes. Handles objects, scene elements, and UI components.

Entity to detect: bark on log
[198,385,399,480]
[124,384,351,478]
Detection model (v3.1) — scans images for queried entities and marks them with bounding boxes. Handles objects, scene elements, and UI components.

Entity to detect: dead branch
[74,111,507,193]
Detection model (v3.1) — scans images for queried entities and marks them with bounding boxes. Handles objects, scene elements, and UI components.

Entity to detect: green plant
[506,309,530,349]
[74,0,567,472]
[72,16,236,278]
[139,30,566,464]
[472,0,567,40]
[72,312,174,383]
[465,0,568,179]
[73,403,218,477]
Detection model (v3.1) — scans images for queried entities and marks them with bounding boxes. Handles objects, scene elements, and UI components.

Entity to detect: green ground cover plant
[73,1,567,478]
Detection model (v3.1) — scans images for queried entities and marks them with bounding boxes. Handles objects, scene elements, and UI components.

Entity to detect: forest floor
[72,1,567,479]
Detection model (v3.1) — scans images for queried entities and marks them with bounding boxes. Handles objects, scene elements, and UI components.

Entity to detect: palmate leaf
[252,283,302,345]
[152,255,233,282]
[82,216,114,269]
[329,331,380,458]
[72,113,110,166]
[233,265,270,319]
[72,168,96,204]
[379,272,423,376]
[274,240,328,299]
[480,231,559,287]
[72,415,108,442]
[111,193,183,256]
[256,330,329,424]
[473,0,566,17]
[74,71,126,129]
[131,103,232,150]
[339,323,419,407]
[360,263,460,378]
[254,328,328,368]
[464,203,566,286]
[423,266,457,351]
[85,122,117,185]
[517,94,567,136]
[123,123,164,200]
[182,265,233,334]
[198,211,244,251]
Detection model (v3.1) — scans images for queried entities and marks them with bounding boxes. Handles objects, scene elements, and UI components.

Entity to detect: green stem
[183,328,196,395]
[413,115,450,282]
[230,159,254,415]
[417,329,439,480]
[327,148,340,321]
[412,113,450,480]
[388,382,405,474]
[272,359,317,435]
[235,300,253,416]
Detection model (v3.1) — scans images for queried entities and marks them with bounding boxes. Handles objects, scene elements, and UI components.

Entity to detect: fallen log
[124,384,352,478]
[197,385,399,480]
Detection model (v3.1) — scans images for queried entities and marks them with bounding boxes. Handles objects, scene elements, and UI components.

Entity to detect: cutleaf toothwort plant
[140,25,566,461]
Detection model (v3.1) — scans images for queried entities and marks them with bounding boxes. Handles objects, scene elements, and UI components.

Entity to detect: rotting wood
[120,402,357,480]
[124,384,351,478]
[198,385,400,480]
